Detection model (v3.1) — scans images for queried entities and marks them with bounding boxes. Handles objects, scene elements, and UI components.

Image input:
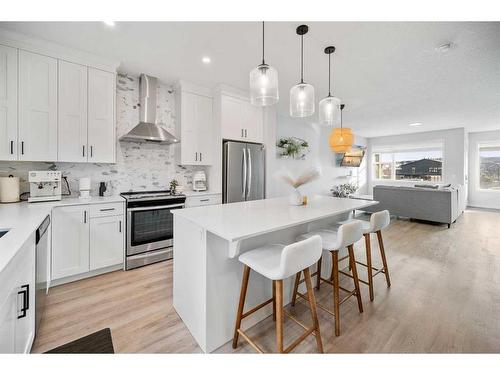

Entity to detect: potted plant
[276,137,309,160]
[331,183,358,198]
[169,179,179,195]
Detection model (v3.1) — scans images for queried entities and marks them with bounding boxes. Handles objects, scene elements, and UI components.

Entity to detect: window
[373,147,443,182]
[479,145,500,190]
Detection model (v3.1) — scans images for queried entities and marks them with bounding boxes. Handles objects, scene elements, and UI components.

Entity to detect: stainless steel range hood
[119,74,179,144]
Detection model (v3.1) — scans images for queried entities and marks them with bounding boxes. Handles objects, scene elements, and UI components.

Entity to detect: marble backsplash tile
[0,73,204,197]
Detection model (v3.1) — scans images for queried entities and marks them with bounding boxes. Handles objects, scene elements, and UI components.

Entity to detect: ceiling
[1,21,499,137]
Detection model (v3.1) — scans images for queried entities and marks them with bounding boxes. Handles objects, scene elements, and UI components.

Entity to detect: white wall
[367,128,467,194]
[270,115,367,198]
[468,130,500,209]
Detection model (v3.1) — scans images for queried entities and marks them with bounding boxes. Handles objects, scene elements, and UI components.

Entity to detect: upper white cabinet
[88,68,116,163]
[58,60,88,162]
[0,42,116,163]
[18,50,58,161]
[175,83,214,165]
[220,94,263,143]
[0,45,18,160]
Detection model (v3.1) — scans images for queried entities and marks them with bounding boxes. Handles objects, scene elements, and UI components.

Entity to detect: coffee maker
[192,171,207,191]
[28,171,62,203]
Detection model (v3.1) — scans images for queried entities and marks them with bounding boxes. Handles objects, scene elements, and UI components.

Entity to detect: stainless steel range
[121,190,186,270]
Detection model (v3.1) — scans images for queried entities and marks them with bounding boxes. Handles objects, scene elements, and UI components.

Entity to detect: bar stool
[355,210,391,301]
[292,221,364,337]
[232,236,324,353]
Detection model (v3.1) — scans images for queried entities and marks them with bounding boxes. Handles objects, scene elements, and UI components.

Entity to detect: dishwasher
[35,215,50,337]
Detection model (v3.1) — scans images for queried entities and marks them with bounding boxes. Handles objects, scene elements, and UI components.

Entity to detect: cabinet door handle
[21,141,24,155]
[17,284,29,319]
[241,129,244,138]
[100,208,115,212]
[200,199,210,202]
[10,140,14,155]
[90,146,93,158]
[244,129,247,138]
[200,152,202,162]
[195,152,198,161]
[82,145,85,157]
[83,210,87,223]
[119,220,122,233]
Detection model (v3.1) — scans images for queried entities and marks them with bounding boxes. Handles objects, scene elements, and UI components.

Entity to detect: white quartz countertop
[173,195,377,242]
[0,195,124,273]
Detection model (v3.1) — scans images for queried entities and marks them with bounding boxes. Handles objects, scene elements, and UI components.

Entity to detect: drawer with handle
[185,194,222,208]
[89,202,124,218]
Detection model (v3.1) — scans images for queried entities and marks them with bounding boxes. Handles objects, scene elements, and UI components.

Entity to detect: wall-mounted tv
[340,147,365,167]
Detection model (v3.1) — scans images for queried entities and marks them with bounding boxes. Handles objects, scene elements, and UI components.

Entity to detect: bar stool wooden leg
[331,250,341,336]
[364,233,374,301]
[275,279,284,353]
[316,258,322,290]
[376,230,391,287]
[348,245,363,313]
[291,271,301,307]
[272,280,277,321]
[304,268,323,353]
[232,265,251,349]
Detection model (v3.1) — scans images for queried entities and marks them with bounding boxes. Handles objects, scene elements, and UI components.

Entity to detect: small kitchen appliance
[79,177,91,199]
[121,190,186,270]
[0,175,20,203]
[28,171,62,203]
[192,171,207,191]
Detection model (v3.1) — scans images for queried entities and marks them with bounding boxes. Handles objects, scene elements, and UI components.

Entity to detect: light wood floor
[33,208,500,353]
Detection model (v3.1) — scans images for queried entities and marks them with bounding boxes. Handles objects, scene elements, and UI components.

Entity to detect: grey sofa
[365,185,465,228]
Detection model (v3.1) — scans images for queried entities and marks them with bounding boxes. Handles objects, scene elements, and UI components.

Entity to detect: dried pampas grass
[277,167,321,189]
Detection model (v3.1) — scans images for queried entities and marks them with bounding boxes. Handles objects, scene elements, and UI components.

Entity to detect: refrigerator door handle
[246,147,252,200]
[242,148,247,199]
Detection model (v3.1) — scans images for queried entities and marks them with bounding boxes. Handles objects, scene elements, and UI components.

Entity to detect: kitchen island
[172,195,377,353]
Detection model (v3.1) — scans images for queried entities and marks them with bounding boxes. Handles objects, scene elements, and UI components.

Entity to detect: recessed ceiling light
[409,122,422,127]
[202,56,211,64]
[103,21,115,27]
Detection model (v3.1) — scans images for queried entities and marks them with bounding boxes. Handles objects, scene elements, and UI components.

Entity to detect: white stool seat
[238,235,322,281]
[297,230,348,258]
[337,210,390,234]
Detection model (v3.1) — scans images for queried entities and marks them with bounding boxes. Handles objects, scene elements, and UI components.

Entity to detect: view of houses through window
[373,148,443,182]
[479,145,500,190]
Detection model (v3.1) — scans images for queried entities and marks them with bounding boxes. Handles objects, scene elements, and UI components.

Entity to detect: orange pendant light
[329,104,354,153]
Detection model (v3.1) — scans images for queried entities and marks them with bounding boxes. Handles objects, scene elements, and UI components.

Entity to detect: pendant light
[290,25,315,117]
[319,46,341,125]
[329,104,354,153]
[250,21,279,106]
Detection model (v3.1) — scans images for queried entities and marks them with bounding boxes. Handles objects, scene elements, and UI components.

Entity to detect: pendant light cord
[328,53,331,96]
[262,21,265,65]
[300,34,304,83]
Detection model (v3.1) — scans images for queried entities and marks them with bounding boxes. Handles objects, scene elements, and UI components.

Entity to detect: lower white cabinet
[185,193,222,208]
[0,234,35,353]
[89,216,124,270]
[52,205,90,279]
[52,203,124,282]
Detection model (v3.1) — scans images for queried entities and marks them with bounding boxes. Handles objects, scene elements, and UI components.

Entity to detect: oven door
[126,203,184,256]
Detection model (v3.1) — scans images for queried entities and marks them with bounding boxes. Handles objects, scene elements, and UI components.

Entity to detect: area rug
[45,328,115,354]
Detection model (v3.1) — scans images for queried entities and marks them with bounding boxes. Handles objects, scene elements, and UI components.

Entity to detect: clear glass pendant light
[319,46,341,125]
[250,22,279,106]
[290,25,314,117]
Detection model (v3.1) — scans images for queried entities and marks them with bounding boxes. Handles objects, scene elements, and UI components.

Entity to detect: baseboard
[50,264,123,287]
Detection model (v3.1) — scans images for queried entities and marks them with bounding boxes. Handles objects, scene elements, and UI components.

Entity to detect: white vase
[289,188,303,206]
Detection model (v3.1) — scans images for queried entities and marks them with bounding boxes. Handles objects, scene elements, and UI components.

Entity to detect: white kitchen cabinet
[0,234,35,353]
[58,60,88,162]
[0,44,18,160]
[220,94,263,143]
[175,84,214,165]
[18,50,58,161]
[185,193,222,208]
[52,205,90,280]
[88,68,116,163]
[51,202,125,283]
[89,215,124,270]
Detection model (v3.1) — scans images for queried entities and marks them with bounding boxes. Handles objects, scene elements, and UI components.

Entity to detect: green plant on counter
[169,179,179,195]
[331,183,358,198]
[277,137,309,160]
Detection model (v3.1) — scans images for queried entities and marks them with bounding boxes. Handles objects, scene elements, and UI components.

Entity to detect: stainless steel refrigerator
[223,141,265,203]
